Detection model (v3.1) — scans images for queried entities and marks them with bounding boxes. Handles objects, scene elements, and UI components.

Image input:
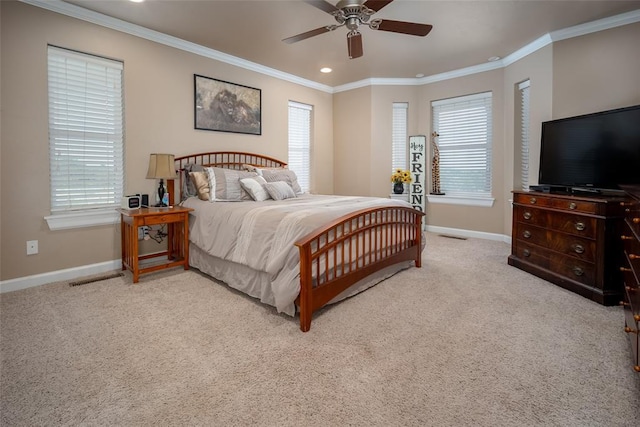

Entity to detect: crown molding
[20,1,640,93]
[20,0,334,93]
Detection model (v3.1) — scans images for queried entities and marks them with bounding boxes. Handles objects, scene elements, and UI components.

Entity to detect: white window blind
[392,102,408,171]
[431,92,493,197]
[48,46,124,213]
[518,80,531,190]
[288,101,312,193]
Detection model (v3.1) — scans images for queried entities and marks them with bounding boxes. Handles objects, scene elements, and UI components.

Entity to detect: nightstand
[118,206,194,283]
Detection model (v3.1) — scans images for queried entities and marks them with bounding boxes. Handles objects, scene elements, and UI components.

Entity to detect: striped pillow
[239,176,271,201]
[263,181,296,200]
[261,169,303,194]
[205,167,257,201]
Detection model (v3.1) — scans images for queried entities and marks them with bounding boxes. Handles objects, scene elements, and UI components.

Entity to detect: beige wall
[0,1,333,280]
[552,23,640,119]
[333,86,372,196]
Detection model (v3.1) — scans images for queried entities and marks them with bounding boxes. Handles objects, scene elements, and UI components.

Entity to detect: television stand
[509,191,629,305]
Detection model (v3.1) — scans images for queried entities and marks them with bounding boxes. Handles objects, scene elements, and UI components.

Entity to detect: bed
[167,151,425,331]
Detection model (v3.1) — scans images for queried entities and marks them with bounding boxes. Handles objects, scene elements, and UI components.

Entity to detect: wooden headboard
[167,151,287,205]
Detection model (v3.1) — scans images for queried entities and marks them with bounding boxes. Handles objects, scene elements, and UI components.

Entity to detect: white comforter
[182,194,415,314]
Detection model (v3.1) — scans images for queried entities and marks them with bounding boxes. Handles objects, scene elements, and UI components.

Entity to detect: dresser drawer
[513,242,596,286]
[514,193,599,214]
[514,206,598,239]
[625,216,640,242]
[514,222,596,262]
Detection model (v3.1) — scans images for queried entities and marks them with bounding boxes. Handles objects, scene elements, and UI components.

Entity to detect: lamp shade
[146,153,177,180]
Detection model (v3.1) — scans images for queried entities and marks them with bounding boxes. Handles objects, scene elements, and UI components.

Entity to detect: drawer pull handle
[634,218,640,224]
[572,244,585,254]
[569,202,577,210]
[523,212,532,220]
[619,301,630,307]
[572,267,584,276]
[635,314,640,322]
[630,254,639,260]
[523,230,531,239]
[574,222,585,231]
[620,267,632,272]
[523,249,531,257]
[621,235,634,240]
[627,286,637,293]
[620,201,635,207]
[624,326,638,334]
[529,198,537,204]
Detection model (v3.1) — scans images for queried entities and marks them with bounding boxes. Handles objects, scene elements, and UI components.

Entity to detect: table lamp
[146,153,177,207]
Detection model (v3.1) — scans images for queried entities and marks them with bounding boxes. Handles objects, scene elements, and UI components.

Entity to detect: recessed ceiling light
[320,67,332,73]
[129,0,145,3]
[488,56,501,62]
[416,73,425,78]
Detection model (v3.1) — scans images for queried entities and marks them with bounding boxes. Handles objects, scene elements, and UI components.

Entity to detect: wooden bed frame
[167,152,425,332]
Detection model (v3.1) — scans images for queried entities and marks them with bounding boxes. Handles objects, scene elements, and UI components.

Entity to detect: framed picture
[194,74,261,135]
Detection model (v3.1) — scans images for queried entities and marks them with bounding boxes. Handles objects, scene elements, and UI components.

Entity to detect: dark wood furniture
[118,206,193,283]
[168,152,425,332]
[508,191,628,305]
[620,185,640,373]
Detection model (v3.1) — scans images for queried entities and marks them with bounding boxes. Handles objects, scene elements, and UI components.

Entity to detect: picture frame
[194,74,261,135]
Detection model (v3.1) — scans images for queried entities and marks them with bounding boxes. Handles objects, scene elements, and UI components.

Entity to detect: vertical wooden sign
[409,135,426,217]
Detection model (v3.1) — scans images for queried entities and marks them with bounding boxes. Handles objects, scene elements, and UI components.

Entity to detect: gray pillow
[182,163,205,200]
[263,181,296,201]
[261,169,303,195]
[205,167,257,201]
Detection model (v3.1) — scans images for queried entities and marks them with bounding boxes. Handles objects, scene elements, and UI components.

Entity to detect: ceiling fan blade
[303,0,339,15]
[375,19,433,36]
[347,32,363,59]
[363,0,394,12]
[283,26,332,44]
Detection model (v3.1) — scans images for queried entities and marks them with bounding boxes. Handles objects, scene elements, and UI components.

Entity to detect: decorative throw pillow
[182,163,205,200]
[205,167,257,201]
[189,171,210,201]
[239,176,271,201]
[261,169,303,195]
[263,181,296,201]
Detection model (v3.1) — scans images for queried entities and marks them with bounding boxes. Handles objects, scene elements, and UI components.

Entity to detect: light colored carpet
[1,233,639,426]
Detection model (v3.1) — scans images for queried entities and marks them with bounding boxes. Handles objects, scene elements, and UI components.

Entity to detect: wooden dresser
[620,185,640,373]
[508,191,628,306]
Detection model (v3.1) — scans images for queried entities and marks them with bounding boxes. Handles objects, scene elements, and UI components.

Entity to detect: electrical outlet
[26,240,38,255]
[138,226,150,240]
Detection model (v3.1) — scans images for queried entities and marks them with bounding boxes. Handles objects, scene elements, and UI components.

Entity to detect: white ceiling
[60,0,640,87]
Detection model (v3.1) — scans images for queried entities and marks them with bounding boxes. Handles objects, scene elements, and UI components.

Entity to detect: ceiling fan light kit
[283,0,433,59]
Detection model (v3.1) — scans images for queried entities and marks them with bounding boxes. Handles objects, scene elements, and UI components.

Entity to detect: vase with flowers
[391,168,412,194]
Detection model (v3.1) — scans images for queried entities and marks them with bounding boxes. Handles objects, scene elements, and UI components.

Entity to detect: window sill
[427,194,495,207]
[45,209,120,230]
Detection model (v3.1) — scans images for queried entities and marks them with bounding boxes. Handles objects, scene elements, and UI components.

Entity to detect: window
[392,102,408,172]
[517,80,531,190]
[47,46,124,228]
[431,92,493,199]
[288,101,312,193]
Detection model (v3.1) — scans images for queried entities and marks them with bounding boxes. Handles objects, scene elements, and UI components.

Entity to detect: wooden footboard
[294,206,425,332]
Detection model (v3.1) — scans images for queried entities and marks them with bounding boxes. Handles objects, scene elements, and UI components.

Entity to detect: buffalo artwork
[195,75,261,135]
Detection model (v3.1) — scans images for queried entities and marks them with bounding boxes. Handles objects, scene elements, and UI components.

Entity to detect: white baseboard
[0,260,122,293]
[427,225,511,244]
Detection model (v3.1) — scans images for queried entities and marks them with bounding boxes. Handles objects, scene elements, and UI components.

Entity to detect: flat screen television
[538,104,640,193]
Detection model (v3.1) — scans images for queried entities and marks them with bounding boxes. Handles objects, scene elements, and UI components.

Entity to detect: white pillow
[263,181,296,200]
[239,176,271,201]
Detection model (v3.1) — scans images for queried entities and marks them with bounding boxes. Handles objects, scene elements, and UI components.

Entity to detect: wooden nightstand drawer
[142,213,185,226]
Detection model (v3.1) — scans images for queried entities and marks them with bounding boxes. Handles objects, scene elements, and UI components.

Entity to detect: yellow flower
[391,169,412,184]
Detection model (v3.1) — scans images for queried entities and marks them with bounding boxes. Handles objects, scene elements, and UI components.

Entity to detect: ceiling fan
[283,0,433,59]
